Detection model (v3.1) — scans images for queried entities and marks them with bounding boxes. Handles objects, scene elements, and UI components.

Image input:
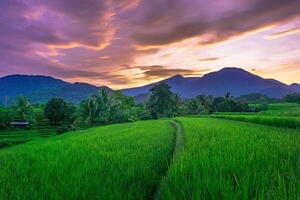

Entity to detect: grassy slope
[159,117,299,200]
[0,120,174,200]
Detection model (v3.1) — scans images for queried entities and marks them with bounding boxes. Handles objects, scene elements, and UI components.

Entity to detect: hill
[1,68,298,104]
[123,68,298,98]
[0,75,110,105]
[290,83,300,91]
[29,82,110,104]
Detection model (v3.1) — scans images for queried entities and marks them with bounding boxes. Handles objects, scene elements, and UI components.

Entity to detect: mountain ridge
[122,67,298,98]
[0,75,110,105]
[1,68,299,105]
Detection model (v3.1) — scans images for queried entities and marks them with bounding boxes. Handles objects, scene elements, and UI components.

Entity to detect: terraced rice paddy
[0,110,57,148]
[0,109,91,148]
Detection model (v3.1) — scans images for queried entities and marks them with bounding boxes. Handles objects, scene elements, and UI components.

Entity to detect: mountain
[29,82,107,104]
[290,83,300,92]
[123,67,298,98]
[0,75,110,105]
[1,68,298,105]
[0,74,68,97]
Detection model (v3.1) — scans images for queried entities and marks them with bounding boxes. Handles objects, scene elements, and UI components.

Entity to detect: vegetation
[0,108,58,148]
[159,117,299,200]
[181,94,213,115]
[13,96,34,122]
[1,84,299,199]
[0,120,174,199]
[237,93,278,104]
[180,92,249,115]
[260,103,300,116]
[0,106,13,129]
[212,115,300,129]
[284,93,300,104]
[79,89,142,126]
[44,98,75,125]
[147,83,179,118]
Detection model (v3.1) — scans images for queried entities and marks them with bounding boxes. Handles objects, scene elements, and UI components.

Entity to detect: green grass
[212,115,300,129]
[159,117,299,200]
[214,103,300,117]
[0,120,174,200]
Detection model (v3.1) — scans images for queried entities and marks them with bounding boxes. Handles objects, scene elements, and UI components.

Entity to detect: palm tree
[80,95,99,126]
[14,96,32,121]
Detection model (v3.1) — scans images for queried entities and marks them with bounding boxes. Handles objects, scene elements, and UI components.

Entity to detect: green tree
[110,92,137,123]
[194,94,213,113]
[97,89,112,124]
[44,98,69,125]
[13,96,34,122]
[80,94,99,126]
[212,93,249,112]
[147,83,179,118]
[284,93,300,104]
[0,106,13,128]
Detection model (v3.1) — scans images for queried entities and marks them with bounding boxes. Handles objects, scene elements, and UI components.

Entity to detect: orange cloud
[199,57,222,62]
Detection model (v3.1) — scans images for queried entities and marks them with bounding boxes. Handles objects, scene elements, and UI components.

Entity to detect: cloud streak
[266,26,300,39]
[199,57,222,62]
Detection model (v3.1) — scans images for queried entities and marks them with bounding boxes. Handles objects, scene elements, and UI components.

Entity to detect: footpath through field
[151,120,184,200]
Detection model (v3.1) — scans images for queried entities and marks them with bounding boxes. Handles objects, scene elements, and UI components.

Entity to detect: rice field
[211,115,300,129]
[0,110,57,148]
[0,109,90,148]
[0,120,174,200]
[158,117,299,200]
[260,104,300,116]
[1,103,299,199]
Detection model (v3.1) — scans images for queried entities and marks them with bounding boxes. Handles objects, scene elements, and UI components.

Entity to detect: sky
[0,0,300,89]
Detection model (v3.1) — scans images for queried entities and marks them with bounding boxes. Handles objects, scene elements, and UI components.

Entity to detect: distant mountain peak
[218,67,251,74]
[168,74,184,80]
[123,67,297,98]
[291,83,300,86]
[2,74,52,79]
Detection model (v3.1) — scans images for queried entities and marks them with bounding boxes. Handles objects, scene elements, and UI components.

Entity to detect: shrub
[56,125,69,135]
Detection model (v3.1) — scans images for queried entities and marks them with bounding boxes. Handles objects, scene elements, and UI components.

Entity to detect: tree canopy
[147,83,179,118]
[44,98,72,125]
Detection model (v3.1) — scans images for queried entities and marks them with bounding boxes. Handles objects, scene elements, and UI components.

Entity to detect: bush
[0,107,13,129]
[284,93,300,104]
[253,104,269,112]
[56,125,69,135]
[135,107,152,120]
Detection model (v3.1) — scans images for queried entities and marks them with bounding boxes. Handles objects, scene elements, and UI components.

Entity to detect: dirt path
[150,120,184,200]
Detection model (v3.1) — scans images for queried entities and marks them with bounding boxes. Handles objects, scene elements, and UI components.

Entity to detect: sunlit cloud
[266,27,300,39]
[199,57,222,62]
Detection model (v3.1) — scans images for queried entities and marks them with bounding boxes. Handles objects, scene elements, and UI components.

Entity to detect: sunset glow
[0,0,300,88]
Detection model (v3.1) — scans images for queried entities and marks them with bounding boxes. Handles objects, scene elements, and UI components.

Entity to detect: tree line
[1,83,300,132]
